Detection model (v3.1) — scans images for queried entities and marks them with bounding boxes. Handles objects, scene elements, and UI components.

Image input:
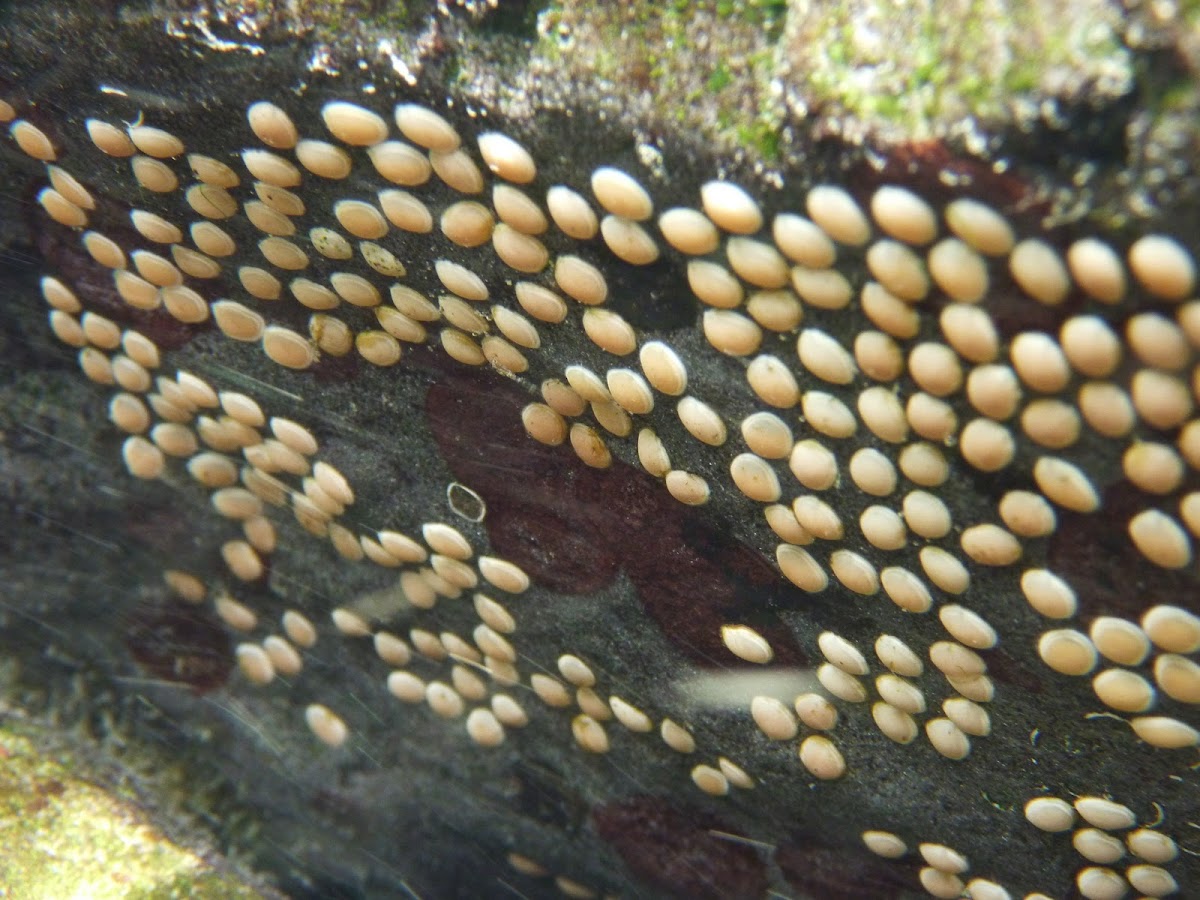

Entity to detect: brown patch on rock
[592,796,768,900]
[424,368,807,669]
[124,601,232,693]
[1048,479,1200,618]
[775,832,918,899]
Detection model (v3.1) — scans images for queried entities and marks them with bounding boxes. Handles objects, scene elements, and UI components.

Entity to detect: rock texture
[1,2,1198,898]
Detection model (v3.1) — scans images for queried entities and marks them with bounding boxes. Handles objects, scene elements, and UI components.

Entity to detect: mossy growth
[787,0,1131,137]
[287,0,412,42]
[0,724,264,899]
[534,0,788,160]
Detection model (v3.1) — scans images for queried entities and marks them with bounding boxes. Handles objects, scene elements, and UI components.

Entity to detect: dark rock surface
[1,2,1198,898]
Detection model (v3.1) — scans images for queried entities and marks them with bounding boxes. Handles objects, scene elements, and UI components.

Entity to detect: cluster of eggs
[6,83,1199,898]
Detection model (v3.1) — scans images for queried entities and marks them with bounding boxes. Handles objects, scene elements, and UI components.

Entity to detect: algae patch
[0,726,262,900]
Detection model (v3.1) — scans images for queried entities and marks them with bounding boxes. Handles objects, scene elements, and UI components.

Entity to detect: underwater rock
[1,1,1199,898]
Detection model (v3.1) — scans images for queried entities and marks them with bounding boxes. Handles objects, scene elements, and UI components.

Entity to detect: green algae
[533,1,787,158]
[0,725,263,900]
[529,0,1137,154]
[789,0,1129,136]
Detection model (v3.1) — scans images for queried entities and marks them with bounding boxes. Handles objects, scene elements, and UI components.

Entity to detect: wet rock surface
[1,2,1199,898]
